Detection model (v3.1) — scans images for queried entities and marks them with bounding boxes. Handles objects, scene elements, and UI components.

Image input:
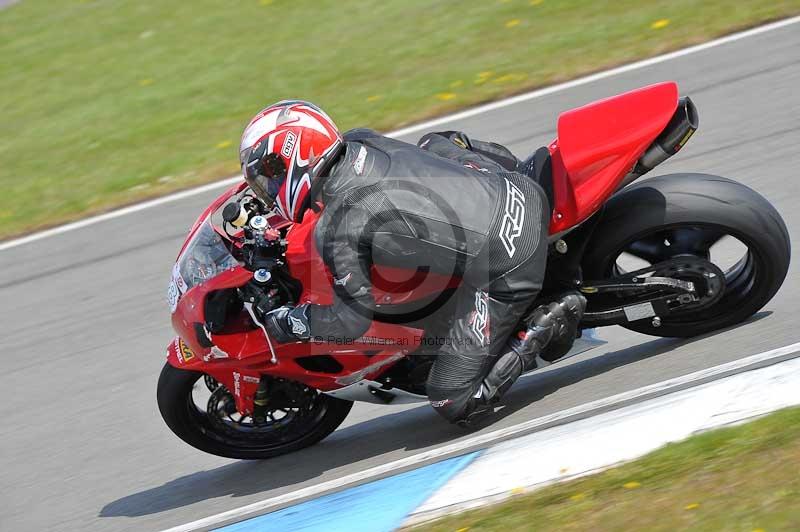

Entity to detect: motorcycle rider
[239,100,585,426]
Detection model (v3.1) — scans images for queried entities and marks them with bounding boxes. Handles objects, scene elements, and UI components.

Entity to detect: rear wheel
[157,363,353,460]
[582,173,790,337]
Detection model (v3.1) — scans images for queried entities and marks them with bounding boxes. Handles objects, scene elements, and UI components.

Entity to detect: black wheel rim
[606,223,765,323]
[183,376,332,452]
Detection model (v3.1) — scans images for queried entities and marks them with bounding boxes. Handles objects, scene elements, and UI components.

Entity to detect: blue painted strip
[216,451,481,532]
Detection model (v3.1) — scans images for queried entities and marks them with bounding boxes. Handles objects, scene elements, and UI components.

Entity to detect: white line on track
[2,14,799,254]
[162,341,800,532]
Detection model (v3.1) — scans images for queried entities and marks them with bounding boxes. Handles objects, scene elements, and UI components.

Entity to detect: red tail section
[548,82,679,233]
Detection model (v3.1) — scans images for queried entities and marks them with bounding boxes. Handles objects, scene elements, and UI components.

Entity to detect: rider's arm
[306,200,375,342]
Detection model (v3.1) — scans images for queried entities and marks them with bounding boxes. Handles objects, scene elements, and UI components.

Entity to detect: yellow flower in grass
[474,71,494,85]
[493,73,528,84]
[685,502,700,510]
[530,0,543,5]
[570,493,586,501]
[138,78,154,87]
[435,92,457,101]
[651,19,670,30]
[366,95,382,102]
[623,481,641,489]
[505,19,521,28]
[216,140,232,149]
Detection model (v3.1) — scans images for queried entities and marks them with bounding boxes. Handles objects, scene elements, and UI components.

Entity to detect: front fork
[165,337,262,415]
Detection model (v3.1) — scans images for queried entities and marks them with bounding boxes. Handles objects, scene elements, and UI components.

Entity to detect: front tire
[582,173,790,337]
[157,363,353,460]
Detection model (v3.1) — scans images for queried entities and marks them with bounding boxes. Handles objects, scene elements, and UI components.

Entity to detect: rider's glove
[262,305,312,343]
[252,288,281,317]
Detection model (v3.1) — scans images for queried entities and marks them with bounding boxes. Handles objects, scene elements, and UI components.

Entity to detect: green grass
[2,0,800,239]
[412,407,800,531]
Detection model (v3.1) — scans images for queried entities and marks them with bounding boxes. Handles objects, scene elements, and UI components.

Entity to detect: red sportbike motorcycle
[158,82,790,459]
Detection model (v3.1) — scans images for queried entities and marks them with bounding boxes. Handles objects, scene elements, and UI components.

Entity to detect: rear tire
[157,363,353,460]
[582,173,790,337]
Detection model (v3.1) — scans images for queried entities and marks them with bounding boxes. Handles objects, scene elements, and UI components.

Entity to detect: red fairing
[548,82,679,233]
[284,209,334,305]
[170,266,253,357]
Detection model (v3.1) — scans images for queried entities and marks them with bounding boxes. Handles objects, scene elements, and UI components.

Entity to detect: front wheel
[582,173,790,338]
[157,363,353,460]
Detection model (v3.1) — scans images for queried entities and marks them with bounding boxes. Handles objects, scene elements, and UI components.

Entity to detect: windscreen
[167,219,239,312]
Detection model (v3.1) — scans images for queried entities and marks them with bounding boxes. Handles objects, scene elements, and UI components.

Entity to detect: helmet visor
[241,146,287,205]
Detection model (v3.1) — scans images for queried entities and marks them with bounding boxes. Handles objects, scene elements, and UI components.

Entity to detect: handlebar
[223,196,288,272]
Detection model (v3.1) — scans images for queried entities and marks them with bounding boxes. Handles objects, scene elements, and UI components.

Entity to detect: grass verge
[412,406,800,531]
[2,1,800,239]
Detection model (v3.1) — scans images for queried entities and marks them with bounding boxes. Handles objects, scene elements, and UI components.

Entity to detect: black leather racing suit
[307,129,549,422]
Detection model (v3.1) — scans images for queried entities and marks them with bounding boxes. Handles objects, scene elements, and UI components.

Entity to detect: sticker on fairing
[167,281,180,313]
[172,263,188,293]
[167,263,188,313]
[176,338,196,364]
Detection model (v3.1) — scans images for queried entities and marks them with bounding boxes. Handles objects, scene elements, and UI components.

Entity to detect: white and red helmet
[239,100,343,222]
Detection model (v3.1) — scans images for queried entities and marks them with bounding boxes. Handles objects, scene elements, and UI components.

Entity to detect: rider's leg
[426,173,549,424]
[426,292,589,427]
[478,292,586,412]
[425,285,535,423]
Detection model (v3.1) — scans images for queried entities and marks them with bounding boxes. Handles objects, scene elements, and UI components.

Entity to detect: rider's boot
[512,292,587,368]
[457,292,586,428]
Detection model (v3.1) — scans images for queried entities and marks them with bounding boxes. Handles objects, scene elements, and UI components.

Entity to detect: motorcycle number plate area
[623,302,656,321]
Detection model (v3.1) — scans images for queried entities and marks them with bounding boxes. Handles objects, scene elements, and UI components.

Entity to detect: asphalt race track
[1,21,799,532]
